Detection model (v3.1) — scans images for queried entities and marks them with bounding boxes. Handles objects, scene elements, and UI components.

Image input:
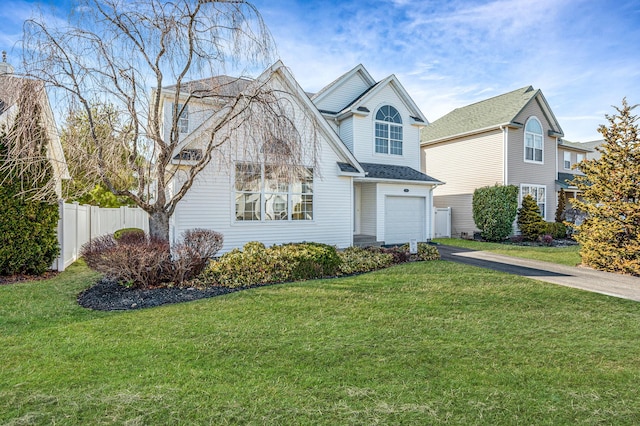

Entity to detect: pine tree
[555,188,567,223]
[571,99,640,275]
[517,194,546,241]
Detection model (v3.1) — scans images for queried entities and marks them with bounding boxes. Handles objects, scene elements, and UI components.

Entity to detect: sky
[1,0,640,142]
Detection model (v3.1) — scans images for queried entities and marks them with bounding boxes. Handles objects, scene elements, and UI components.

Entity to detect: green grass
[2,260,640,424]
[433,238,582,266]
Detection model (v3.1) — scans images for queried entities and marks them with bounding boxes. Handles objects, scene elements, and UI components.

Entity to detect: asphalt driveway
[437,244,640,302]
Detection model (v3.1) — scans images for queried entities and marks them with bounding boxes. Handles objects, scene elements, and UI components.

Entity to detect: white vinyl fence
[434,207,452,238]
[53,201,149,271]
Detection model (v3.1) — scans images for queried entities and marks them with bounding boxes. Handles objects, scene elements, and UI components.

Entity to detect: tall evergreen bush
[0,87,59,275]
[472,185,519,241]
[571,99,640,275]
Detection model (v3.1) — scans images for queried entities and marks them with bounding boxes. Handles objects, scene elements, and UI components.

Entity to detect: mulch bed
[77,279,258,311]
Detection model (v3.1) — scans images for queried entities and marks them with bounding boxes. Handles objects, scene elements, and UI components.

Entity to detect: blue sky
[2,0,640,141]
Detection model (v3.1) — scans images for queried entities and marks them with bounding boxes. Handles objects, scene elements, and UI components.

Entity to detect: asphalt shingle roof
[162,75,253,98]
[359,163,442,184]
[421,86,538,143]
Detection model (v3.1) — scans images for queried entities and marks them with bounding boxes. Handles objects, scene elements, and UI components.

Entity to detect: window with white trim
[524,117,543,163]
[235,163,313,221]
[375,105,403,155]
[173,103,189,133]
[577,153,585,163]
[563,151,571,169]
[521,184,546,219]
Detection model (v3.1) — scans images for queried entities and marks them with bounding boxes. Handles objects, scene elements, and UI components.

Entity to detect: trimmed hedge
[472,185,519,241]
[113,228,145,240]
[200,241,441,288]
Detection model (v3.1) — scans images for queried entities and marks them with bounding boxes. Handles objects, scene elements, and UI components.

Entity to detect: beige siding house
[556,139,593,202]
[421,86,564,237]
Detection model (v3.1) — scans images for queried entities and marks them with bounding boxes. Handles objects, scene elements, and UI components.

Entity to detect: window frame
[563,151,571,169]
[524,117,544,164]
[234,162,314,222]
[174,103,189,134]
[374,105,403,156]
[520,184,547,220]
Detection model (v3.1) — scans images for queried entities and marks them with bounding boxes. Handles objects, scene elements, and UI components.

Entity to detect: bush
[113,227,145,240]
[400,242,441,261]
[544,222,567,239]
[0,194,59,275]
[338,247,395,275]
[81,228,223,288]
[82,234,170,287]
[538,234,554,246]
[203,242,341,288]
[472,185,519,241]
[517,194,547,241]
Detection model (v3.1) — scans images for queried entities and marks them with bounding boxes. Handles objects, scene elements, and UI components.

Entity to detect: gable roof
[162,75,253,100]
[311,64,428,125]
[310,64,376,105]
[421,86,563,145]
[172,61,364,175]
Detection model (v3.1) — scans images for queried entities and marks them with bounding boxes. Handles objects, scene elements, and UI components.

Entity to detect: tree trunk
[149,210,170,242]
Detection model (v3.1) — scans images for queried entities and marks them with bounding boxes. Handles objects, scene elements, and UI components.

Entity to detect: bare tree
[22,0,314,241]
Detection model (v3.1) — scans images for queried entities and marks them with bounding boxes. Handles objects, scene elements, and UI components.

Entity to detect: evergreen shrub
[517,194,547,241]
[472,185,519,241]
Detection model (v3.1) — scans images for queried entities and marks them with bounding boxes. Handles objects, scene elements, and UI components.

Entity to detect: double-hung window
[174,103,189,133]
[524,117,543,163]
[235,163,313,221]
[521,184,546,219]
[563,151,571,169]
[375,105,403,155]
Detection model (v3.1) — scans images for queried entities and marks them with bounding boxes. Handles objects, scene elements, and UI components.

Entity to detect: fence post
[56,200,65,272]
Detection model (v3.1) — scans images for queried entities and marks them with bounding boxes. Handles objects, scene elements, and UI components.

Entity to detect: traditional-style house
[165,62,442,252]
[421,86,563,237]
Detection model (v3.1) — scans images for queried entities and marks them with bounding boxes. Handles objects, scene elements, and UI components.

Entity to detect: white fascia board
[353,177,443,186]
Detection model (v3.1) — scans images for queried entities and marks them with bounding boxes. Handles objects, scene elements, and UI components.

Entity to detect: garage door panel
[385,196,425,244]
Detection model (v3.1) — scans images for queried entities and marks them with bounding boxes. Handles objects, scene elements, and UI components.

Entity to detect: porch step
[353,234,384,248]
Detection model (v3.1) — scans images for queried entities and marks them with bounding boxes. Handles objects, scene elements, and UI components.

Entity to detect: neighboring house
[0,53,70,197]
[556,139,593,201]
[165,61,442,252]
[421,86,563,237]
[580,139,604,161]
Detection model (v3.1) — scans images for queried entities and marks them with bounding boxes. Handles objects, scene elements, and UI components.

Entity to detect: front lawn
[433,237,582,266]
[2,260,639,424]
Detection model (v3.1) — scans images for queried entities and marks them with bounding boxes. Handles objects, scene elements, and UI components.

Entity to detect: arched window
[524,117,543,163]
[375,105,403,155]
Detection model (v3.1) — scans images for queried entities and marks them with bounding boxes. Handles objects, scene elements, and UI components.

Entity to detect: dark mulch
[78,279,257,311]
[0,271,59,286]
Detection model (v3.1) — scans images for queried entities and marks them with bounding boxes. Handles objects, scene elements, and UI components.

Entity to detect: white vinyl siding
[313,73,371,113]
[350,85,421,170]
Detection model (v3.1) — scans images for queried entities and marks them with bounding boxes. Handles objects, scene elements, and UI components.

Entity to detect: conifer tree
[555,188,567,223]
[571,99,640,275]
[517,194,546,241]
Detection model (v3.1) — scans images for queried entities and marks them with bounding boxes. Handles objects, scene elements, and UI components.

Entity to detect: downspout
[500,125,508,184]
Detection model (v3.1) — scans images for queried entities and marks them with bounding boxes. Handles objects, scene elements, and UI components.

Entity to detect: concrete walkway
[437,244,640,302]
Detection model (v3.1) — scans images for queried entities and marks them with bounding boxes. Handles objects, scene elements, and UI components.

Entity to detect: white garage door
[385,196,426,244]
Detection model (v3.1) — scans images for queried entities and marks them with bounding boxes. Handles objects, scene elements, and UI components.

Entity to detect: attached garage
[384,196,426,244]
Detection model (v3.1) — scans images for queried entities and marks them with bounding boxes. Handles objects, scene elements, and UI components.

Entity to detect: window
[174,103,189,133]
[524,117,543,163]
[577,153,585,163]
[521,184,546,219]
[375,105,403,155]
[563,151,571,169]
[235,163,313,221]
